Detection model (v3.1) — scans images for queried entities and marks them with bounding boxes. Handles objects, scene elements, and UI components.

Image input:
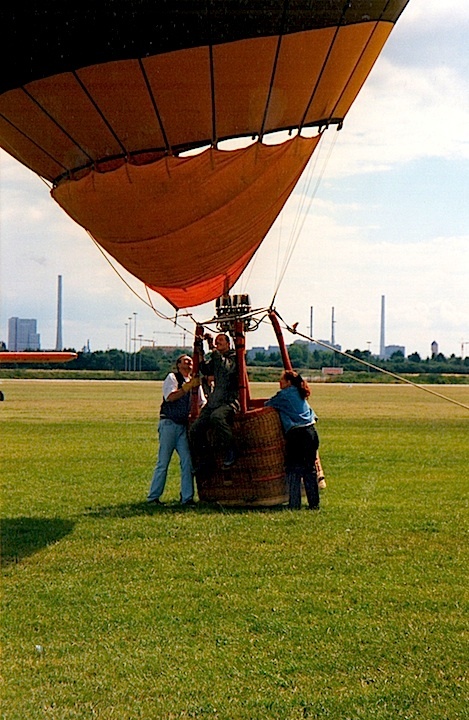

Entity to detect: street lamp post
[124,322,128,371]
[133,312,137,371]
[128,317,132,371]
[461,341,469,365]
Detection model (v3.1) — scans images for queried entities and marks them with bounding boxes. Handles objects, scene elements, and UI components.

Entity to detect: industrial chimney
[379,295,386,359]
[55,274,63,351]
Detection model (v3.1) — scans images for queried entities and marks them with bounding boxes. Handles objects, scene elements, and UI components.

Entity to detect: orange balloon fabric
[52,135,321,308]
[1,2,410,308]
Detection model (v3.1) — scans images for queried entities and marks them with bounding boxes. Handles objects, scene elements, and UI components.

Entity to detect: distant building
[312,340,341,353]
[142,345,192,353]
[321,367,344,376]
[292,338,341,353]
[384,344,405,360]
[431,341,438,357]
[246,346,266,361]
[8,317,40,351]
[246,345,280,362]
[246,340,341,362]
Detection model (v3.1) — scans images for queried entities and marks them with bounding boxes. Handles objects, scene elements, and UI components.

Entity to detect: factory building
[8,317,40,351]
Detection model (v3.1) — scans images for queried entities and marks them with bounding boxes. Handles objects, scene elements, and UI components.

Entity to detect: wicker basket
[195,405,288,507]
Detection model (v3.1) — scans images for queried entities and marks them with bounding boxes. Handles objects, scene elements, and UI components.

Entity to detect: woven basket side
[196,406,287,506]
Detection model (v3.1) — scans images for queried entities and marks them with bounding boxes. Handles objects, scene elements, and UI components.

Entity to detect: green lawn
[1,380,468,719]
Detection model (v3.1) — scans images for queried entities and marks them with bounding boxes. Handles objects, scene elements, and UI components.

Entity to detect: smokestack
[309,306,314,338]
[55,274,63,351]
[331,306,335,346]
[379,295,385,359]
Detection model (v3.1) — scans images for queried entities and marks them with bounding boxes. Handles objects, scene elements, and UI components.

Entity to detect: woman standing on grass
[265,370,320,510]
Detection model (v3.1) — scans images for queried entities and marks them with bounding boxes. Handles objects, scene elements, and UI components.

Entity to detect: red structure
[189,307,324,507]
[0,352,77,364]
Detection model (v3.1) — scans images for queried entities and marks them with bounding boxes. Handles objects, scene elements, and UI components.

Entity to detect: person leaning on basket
[190,332,240,469]
[265,370,320,510]
[147,354,205,506]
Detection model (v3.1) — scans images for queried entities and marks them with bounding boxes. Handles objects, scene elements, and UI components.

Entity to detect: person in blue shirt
[265,370,320,510]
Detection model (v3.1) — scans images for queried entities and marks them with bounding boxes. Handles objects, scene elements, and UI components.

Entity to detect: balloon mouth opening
[53,122,330,188]
[54,149,168,187]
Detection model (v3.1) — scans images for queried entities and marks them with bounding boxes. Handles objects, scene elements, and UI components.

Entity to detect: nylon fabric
[2,22,393,183]
[52,135,320,308]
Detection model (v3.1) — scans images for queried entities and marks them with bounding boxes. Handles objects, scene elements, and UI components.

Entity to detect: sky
[1,0,468,359]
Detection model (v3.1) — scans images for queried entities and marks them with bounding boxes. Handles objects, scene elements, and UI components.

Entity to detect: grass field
[1,380,468,719]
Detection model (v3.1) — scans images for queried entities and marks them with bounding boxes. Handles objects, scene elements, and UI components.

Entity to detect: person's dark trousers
[190,404,235,449]
[287,467,319,509]
[189,407,212,470]
[303,468,319,508]
[189,404,235,463]
[287,470,303,509]
[189,406,212,450]
[209,404,235,450]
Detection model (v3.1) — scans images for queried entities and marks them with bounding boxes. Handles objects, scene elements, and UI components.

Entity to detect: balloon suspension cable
[87,232,270,342]
[270,129,338,308]
[274,311,469,412]
[87,232,192,334]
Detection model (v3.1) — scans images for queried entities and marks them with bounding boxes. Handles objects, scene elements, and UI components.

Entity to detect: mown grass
[1,380,468,719]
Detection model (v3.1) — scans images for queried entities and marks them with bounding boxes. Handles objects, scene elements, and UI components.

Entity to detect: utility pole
[124,322,128,371]
[379,295,386,359]
[461,341,469,364]
[133,312,137,371]
[55,274,63,351]
[128,317,132,371]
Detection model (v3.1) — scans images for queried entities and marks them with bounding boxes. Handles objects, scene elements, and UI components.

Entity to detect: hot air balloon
[0,1,409,505]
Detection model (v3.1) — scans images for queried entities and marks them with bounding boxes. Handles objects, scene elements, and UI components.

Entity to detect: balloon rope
[86,232,193,333]
[270,130,338,307]
[275,312,469,412]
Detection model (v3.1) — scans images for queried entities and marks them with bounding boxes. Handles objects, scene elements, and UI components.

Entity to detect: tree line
[2,344,467,378]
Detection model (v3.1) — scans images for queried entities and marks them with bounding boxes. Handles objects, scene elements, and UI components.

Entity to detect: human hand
[183,376,200,392]
[203,333,214,349]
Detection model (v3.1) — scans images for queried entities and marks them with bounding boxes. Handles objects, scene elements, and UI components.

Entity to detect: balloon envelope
[0,1,409,308]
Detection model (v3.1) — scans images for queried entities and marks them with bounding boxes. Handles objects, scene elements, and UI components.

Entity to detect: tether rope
[270,129,338,306]
[86,232,193,335]
[273,311,469,412]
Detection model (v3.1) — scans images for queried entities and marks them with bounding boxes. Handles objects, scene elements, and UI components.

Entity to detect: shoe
[181,499,197,507]
[147,498,163,505]
[318,478,326,489]
[309,505,320,510]
[222,448,237,468]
